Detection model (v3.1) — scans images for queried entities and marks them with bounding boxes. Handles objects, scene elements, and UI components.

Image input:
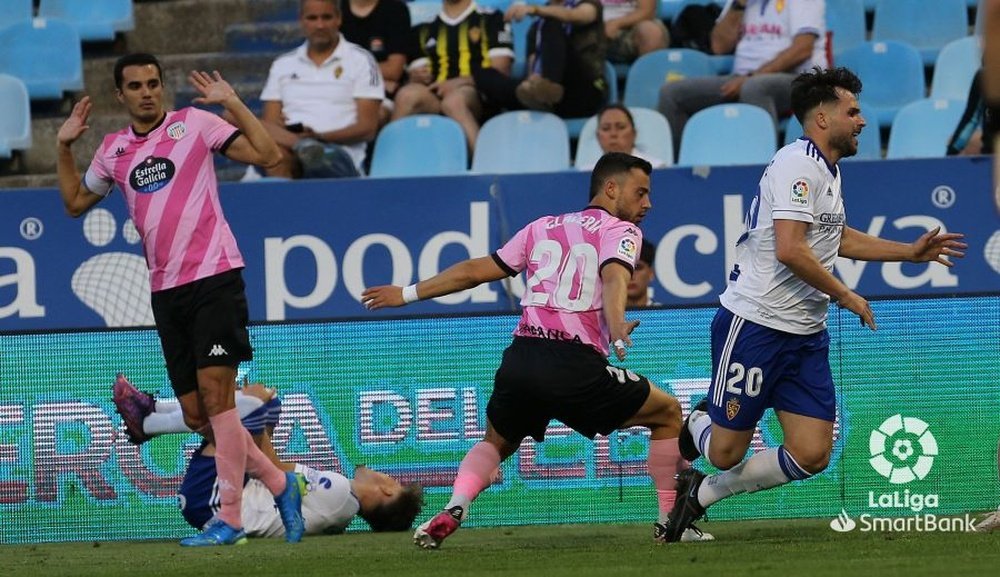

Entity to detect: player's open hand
[837,290,876,331]
[188,70,238,106]
[910,226,967,267]
[362,285,405,310]
[57,96,92,147]
[610,319,641,361]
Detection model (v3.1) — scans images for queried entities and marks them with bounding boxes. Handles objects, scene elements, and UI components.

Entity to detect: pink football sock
[648,438,682,523]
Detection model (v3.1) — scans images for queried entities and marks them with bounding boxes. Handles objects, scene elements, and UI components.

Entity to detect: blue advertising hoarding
[1,157,997,330]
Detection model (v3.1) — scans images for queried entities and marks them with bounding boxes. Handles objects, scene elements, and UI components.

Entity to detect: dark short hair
[589,152,653,200]
[790,66,863,123]
[300,0,339,15]
[639,238,655,266]
[596,103,635,129]
[113,53,164,90]
[358,482,424,532]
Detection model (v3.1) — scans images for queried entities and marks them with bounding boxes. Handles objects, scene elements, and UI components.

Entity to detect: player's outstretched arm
[839,226,966,266]
[56,97,104,217]
[189,70,282,171]
[363,256,508,310]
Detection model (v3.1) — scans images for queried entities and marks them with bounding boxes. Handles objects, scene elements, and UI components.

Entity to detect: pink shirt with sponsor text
[493,206,642,357]
[83,108,243,292]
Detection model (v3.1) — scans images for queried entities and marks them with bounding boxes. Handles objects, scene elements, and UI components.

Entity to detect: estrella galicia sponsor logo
[129,156,175,193]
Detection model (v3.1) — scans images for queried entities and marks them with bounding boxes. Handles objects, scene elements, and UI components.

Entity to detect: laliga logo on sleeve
[869,414,938,484]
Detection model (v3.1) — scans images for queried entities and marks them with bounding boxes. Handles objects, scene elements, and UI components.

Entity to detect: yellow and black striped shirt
[406,5,514,83]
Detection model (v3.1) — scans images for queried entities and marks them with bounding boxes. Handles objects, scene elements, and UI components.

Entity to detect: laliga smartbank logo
[830,415,977,533]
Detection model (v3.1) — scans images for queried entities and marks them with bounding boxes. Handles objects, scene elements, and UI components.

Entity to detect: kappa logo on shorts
[208,344,228,357]
[726,397,741,420]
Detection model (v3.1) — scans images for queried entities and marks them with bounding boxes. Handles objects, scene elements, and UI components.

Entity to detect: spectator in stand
[657,0,827,156]
[982,0,1000,213]
[503,0,608,118]
[627,239,661,308]
[340,0,412,126]
[577,104,668,170]
[258,0,385,178]
[947,69,999,156]
[601,0,670,64]
[393,0,514,154]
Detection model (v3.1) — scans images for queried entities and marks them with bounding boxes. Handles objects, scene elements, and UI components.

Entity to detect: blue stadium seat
[39,0,134,42]
[783,101,881,161]
[930,36,981,101]
[0,0,33,32]
[872,0,969,66]
[407,1,441,26]
[622,48,714,109]
[886,98,966,159]
[827,0,866,56]
[835,41,925,128]
[564,61,619,139]
[574,107,673,169]
[677,103,776,167]
[0,18,83,99]
[369,115,469,178]
[472,110,570,173]
[0,74,31,159]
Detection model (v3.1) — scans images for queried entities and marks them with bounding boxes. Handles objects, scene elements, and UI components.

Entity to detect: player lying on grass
[114,375,424,539]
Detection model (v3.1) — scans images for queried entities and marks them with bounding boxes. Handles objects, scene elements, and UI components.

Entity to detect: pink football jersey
[494,206,642,357]
[84,108,244,292]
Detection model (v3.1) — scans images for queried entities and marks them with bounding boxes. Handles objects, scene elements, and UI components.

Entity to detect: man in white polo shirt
[657,0,827,158]
[259,0,385,178]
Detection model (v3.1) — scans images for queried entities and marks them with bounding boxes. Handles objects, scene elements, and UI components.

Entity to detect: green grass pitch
[3,518,998,577]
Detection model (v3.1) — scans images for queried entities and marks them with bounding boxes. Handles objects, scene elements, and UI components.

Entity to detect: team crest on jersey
[129,156,176,193]
[334,65,343,79]
[617,237,637,261]
[726,397,741,420]
[790,179,810,207]
[776,0,786,13]
[166,121,186,140]
[469,26,482,44]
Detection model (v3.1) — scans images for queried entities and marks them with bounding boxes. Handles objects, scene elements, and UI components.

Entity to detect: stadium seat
[0,18,83,99]
[407,1,441,26]
[622,48,714,110]
[564,61,619,139]
[930,36,981,101]
[886,98,966,159]
[0,74,31,159]
[369,115,469,178]
[835,41,925,129]
[574,107,673,169]
[677,103,776,167]
[783,102,881,161]
[39,0,134,42]
[472,110,570,174]
[827,0,866,56]
[0,0,33,33]
[872,0,969,66]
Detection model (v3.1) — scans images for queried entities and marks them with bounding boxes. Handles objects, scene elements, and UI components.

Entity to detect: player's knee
[706,445,745,471]
[184,413,208,433]
[786,445,831,475]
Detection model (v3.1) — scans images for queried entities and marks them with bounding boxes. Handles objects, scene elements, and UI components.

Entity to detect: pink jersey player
[493,206,643,357]
[83,107,244,291]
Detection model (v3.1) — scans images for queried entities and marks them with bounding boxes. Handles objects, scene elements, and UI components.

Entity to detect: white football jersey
[720,137,845,335]
[241,465,360,538]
